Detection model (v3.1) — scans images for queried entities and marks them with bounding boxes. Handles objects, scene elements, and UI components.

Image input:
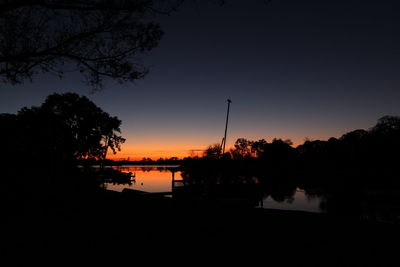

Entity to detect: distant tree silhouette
[0,0,186,89]
[250,139,268,158]
[257,138,296,164]
[204,143,222,159]
[371,115,400,134]
[142,157,153,162]
[231,138,253,159]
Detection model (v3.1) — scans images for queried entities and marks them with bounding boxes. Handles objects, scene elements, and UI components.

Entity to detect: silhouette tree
[204,143,222,159]
[250,139,268,158]
[0,0,185,89]
[257,138,295,163]
[3,92,125,167]
[370,115,400,135]
[231,138,253,159]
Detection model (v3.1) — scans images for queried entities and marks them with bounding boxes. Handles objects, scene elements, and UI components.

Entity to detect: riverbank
[2,189,399,266]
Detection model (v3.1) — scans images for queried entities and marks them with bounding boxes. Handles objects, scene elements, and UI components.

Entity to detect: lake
[104,165,324,213]
[104,165,178,193]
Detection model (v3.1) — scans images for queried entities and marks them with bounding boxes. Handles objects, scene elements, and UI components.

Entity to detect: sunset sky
[1,0,399,160]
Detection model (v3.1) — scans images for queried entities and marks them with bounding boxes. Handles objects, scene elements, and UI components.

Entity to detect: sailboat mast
[222,99,232,155]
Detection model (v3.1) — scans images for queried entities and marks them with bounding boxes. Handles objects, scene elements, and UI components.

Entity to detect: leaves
[0,0,180,89]
[3,92,125,164]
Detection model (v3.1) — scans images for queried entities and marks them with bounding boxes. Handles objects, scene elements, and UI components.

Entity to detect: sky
[1,0,400,160]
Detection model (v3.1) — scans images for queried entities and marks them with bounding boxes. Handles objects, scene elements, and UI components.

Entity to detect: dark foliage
[0,0,185,89]
[1,92,124,166]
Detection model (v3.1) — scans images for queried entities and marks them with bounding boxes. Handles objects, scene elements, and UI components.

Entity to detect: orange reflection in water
[104,166,180,193]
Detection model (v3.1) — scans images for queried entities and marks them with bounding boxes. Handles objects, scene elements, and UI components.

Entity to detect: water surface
[258,189,323,213]
[104,165,324,213]
[104,165,178,193]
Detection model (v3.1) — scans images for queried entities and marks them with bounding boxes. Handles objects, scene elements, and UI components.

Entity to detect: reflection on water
[104,166,178,193]
[103,165,324,213]
[259,189,323,213]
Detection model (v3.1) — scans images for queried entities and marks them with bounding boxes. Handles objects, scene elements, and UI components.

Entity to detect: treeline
[196,115,400,180]
[79,157,183,167]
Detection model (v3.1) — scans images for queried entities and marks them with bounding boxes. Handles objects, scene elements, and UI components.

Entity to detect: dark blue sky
[1,0,399,159]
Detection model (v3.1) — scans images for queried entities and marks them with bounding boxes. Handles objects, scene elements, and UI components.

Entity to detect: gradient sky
[1,0,400,160]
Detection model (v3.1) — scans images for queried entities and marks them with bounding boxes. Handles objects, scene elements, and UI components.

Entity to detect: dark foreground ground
[2,190,399,266]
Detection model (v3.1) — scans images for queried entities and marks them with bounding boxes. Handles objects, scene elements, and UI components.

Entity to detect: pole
[222,99,232,155]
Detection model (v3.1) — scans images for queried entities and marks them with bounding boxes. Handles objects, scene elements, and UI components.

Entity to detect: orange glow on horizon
[107,150,190,161]
[106,125,345,161]
[106,143,203,160]
[106,139,305,161]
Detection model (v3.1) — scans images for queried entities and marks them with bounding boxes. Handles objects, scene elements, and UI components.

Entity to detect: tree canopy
[0,92,125,167]
[0,0,184,89]
[199,115,400,175]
